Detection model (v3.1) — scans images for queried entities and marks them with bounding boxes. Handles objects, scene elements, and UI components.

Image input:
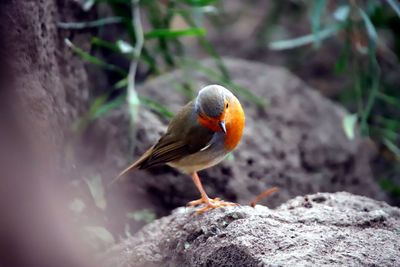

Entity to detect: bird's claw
[187,197,238,214]
[188,197,219,207]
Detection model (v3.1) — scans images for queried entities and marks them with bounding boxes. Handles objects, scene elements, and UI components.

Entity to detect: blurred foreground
[0,0,399,266]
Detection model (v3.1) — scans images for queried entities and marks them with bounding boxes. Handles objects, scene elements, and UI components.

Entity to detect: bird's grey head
[195,85,233,118]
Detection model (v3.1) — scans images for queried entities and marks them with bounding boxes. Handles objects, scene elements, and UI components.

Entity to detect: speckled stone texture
[104,192,400,267]
[102,58,386,217]
[0,0,91,154]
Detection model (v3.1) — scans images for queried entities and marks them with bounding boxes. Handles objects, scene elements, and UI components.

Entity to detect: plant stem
[127,0,143,130]
[58,17,123,29]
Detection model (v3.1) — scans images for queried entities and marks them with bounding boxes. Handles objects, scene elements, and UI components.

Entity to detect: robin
[114,84,245,213]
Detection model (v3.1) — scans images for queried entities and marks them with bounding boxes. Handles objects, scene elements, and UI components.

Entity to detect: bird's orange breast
[224,97,245,150]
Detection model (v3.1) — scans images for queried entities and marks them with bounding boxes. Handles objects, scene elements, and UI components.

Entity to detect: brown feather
[109,101,214,186]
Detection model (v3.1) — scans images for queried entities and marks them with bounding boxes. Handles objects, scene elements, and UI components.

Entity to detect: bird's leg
[188,172,237,214]
[188,172,211,206]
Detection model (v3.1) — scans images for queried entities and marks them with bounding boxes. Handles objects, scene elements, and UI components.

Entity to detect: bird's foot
[188,197,238,214]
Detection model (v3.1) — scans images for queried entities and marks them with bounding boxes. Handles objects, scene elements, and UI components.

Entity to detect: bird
[113,84,245,213]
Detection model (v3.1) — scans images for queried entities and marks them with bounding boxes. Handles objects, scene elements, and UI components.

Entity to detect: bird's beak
[218,121,227,134]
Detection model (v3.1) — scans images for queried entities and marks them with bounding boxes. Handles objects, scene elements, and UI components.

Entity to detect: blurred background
[0,0,399,266]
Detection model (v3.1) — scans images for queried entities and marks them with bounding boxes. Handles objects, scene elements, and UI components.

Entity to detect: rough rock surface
[104,192,400,267]
[0,1,93,266]
[0,0,91,155]
[104,58,385,213]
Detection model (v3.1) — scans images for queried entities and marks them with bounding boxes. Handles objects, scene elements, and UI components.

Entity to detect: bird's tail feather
[107,146,153,188]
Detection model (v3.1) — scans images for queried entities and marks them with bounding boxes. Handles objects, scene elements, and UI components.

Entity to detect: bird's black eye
[226,103,229,109]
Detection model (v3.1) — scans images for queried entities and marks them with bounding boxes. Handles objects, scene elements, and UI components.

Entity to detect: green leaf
[141,47,160,74]
[380,128,399,142]
[126,209,156,224]
[198,37,231,81]
[359,61,380,136]
[127,85,140,125]
[333,5,350,21]
[335,45,350,73]
[139,96,174,119]
[65,38,128,76]
[269,23,344,50]
[84,175,107,210]
[359,8,378,44]
[383,138,400,159]
[91,38,157,72]
[377,92,400,106]
[310,0,327,48]
[181,58,265,107]
[376,116,400,131]
[385,0,400,17]
[342,114,358,140]
[73,95,121,131]
[379,178,400,197]
[91,37,120,53]
[172,81,196,99]
[84,226,115,247]
[89,95,108,115]
[178,10,231,81]
[184,0,218,7]
[114,77,128,89]
[91,95,126,119]
[82,0,95,11]
[144,28,206,39]
[96,0,131,4]
[116,40,134,53]
[225,153,235,162]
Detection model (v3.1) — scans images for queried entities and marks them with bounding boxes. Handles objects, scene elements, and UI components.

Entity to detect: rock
[103,192,400,267]
[105,58,385,214]
[0,1,94,267]
[0,0,92,156]
[195,1,348,97]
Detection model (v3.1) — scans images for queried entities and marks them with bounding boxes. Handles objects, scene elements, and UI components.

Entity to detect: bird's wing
[109,101,214,185]
[135,101,213,168]
[138,121,214,169]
